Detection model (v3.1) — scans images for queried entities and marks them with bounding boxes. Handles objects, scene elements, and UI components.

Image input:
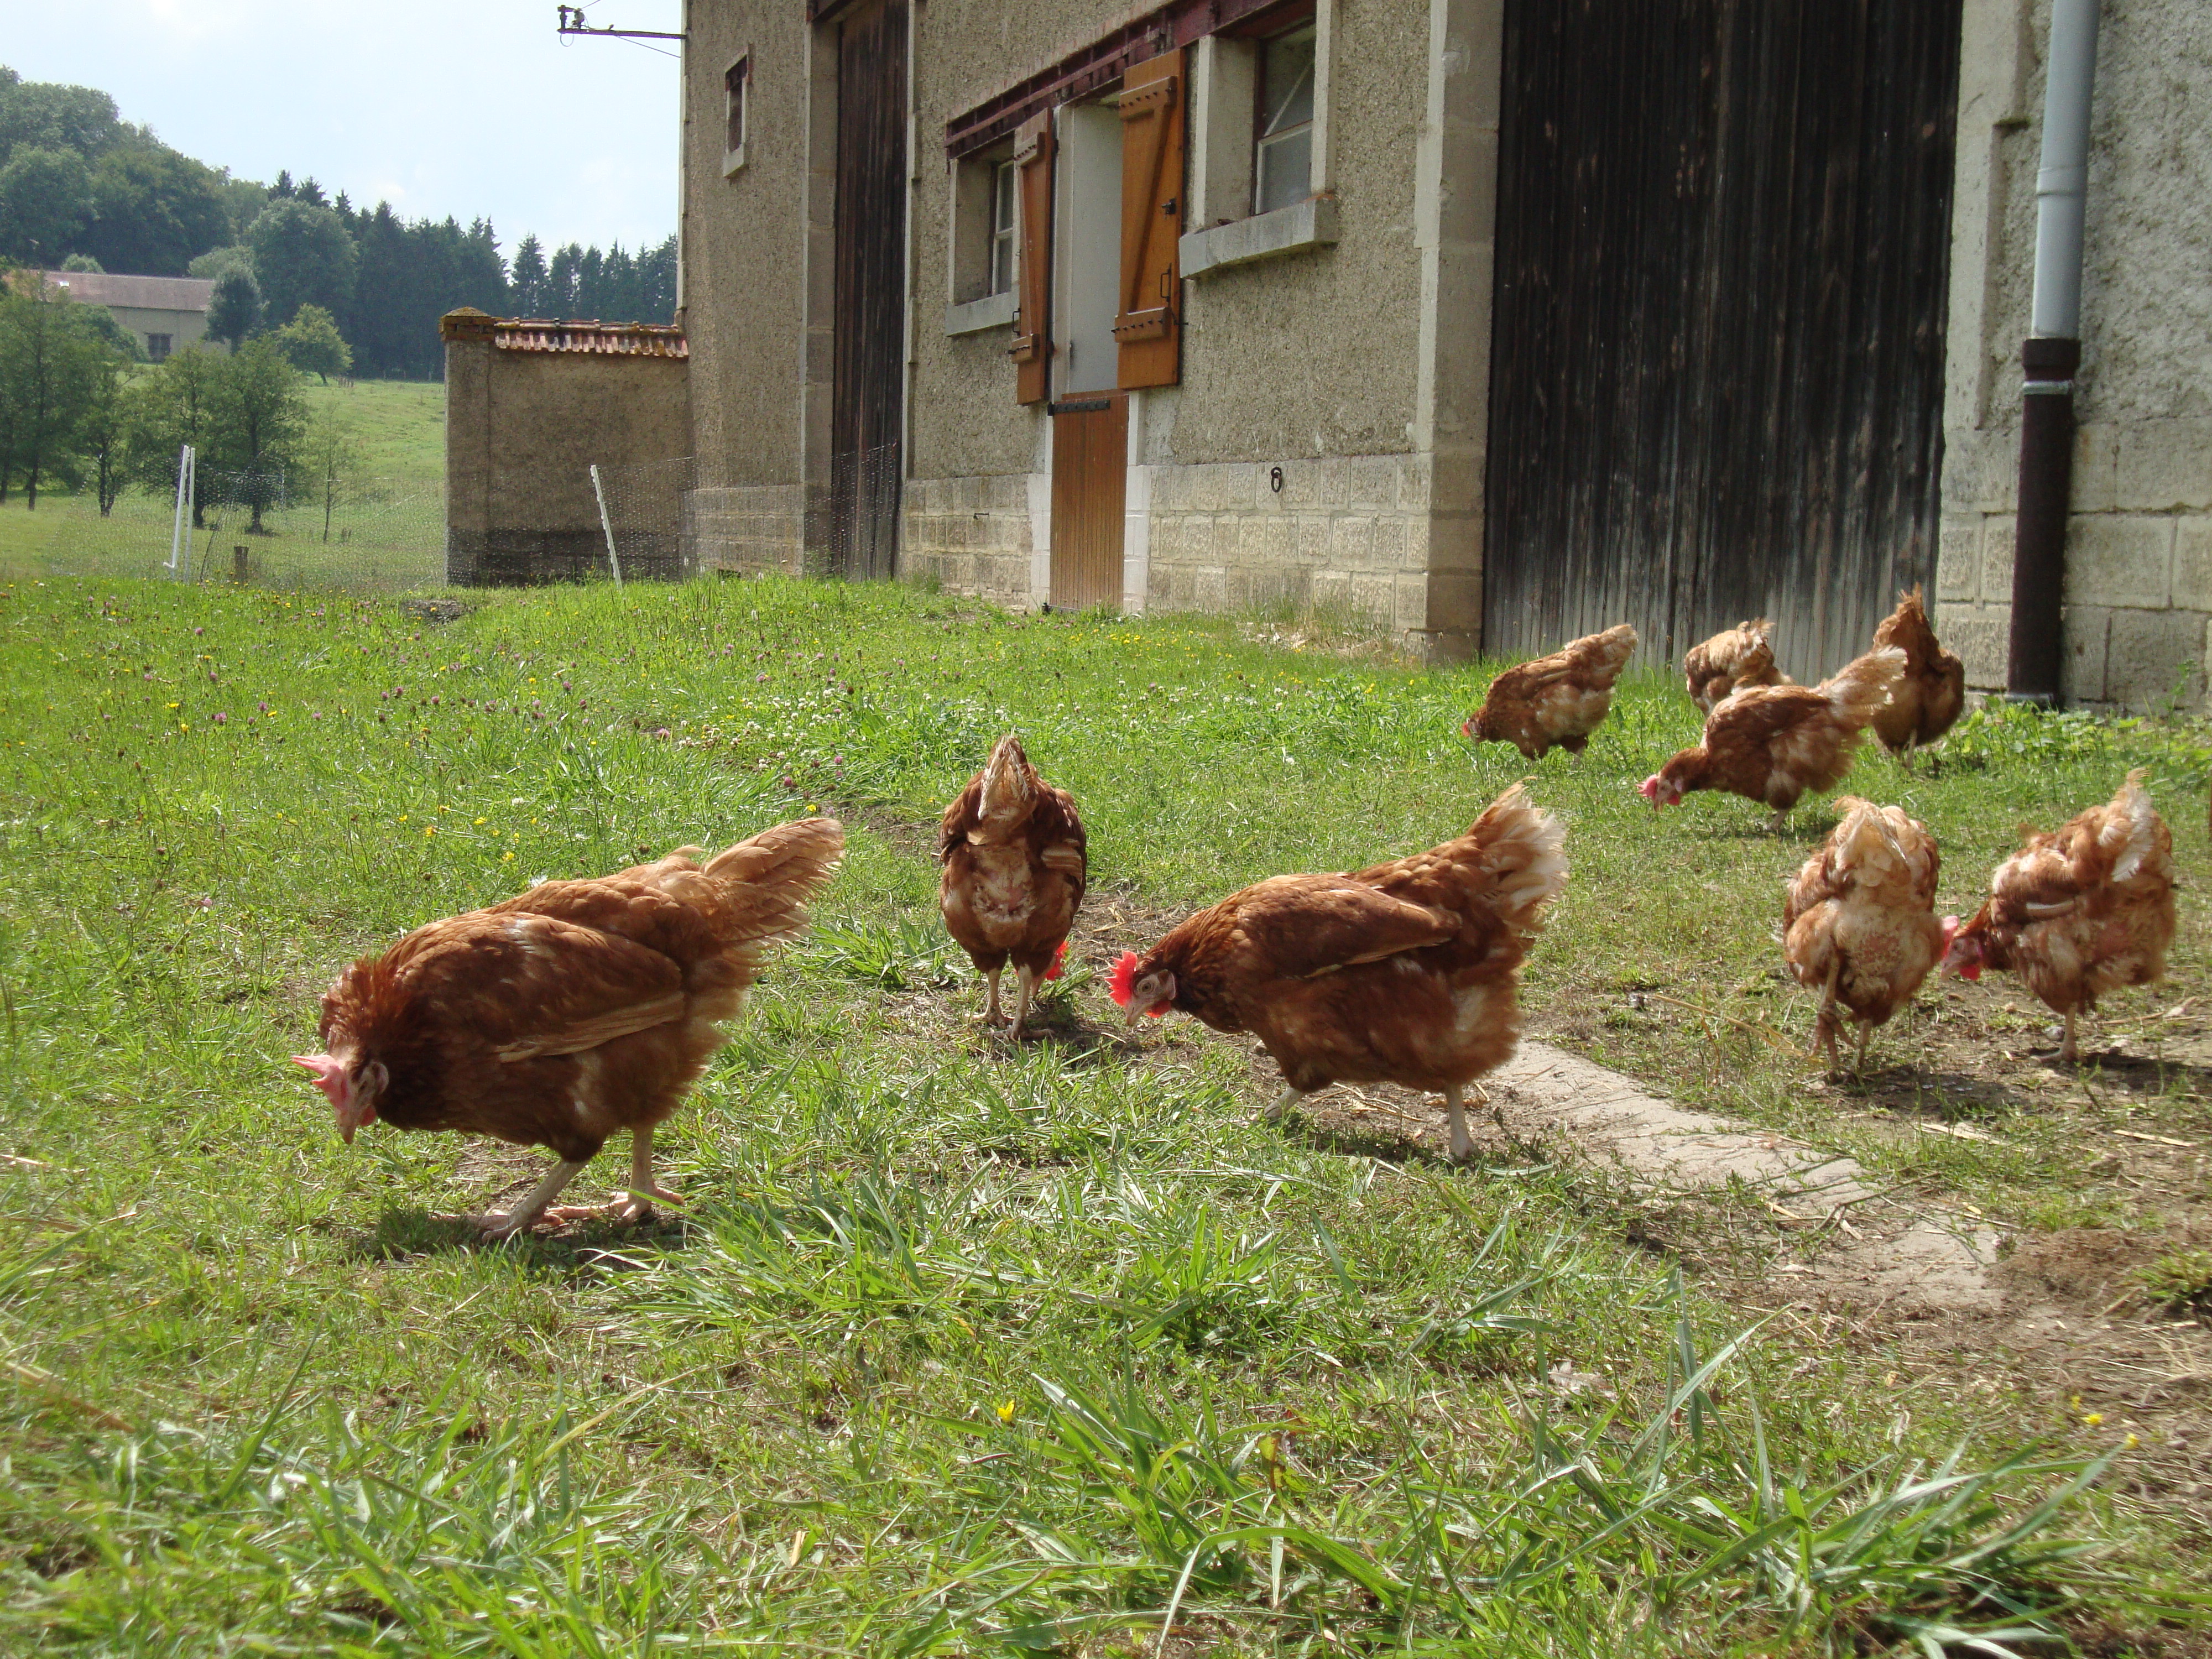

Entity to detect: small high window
[988,157,1018,296]
[1254,24,1316,216]
[724,55,749,170]
[147,333,173,361]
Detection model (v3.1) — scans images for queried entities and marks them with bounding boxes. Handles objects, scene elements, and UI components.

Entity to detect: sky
[7,0,682,255]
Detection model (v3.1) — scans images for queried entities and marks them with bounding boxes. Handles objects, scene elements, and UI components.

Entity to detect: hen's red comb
[1043,940,1068,982]
[1108,950,1140,1007]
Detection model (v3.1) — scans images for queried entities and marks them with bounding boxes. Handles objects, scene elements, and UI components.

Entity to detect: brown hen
[293,818,844,1238]
[1111,785,1567,1160]
[938,733,1087,1034]
[1640,646,1903,831]
[1462,624,1639,760]
[1944,770,2175,1061]
[1783,799,1946,1074]
[1867,587,1966,761]
[1683,619,1792,713]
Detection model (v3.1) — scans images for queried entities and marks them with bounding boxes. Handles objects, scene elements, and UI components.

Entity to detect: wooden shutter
[1114,49,1185,389]
[1009,112,1055,405]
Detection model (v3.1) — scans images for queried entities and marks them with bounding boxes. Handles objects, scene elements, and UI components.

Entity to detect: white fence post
[168,444,195,578]
[590,463,625,587]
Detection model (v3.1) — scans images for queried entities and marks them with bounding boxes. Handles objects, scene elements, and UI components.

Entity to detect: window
[723,54,749,172]
[988,157,1018,296]
[147,333,173,361]
[1254,24,1316,216]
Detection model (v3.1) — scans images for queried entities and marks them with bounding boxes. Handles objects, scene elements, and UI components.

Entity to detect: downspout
[2006,0,2101,703]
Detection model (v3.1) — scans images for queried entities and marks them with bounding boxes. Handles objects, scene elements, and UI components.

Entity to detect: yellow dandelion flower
[995,1401,1017,1426]
[502,851,514,862]
[422,826,435,838]
[473,816,487,826]
[2124,1432,2140,1449]
[2083,1412,2103,1427]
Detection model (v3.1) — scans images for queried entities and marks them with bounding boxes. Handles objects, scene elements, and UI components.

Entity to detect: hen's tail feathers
[1465,784,1570,931]
[1829,797,1936,900]
[1575,623,1640,684]
[1821,646,1906,724]
[702,817,847,946]
[2099,768,2167,885]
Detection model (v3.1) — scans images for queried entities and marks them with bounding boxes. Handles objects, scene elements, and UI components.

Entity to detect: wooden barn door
[1049,395,1127,609]
[1482,0,1960,680]
[829,0,907,580]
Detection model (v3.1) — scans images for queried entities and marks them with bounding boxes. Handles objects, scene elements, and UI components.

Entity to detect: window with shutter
[1009,112,1055,405]
[1113,49,1185,390]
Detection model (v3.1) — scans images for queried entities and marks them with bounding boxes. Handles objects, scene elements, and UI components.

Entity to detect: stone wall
[1935,0,2212,709]
[442,311,692,586]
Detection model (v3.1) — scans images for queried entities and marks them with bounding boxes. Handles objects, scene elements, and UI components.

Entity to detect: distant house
[43,271,216,362]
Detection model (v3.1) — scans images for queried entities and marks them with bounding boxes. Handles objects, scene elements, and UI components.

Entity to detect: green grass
[0,377,446,590]
[297,376,447,489]
[0,573,2205,1652]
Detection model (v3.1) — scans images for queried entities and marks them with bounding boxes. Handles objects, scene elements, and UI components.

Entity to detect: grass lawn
[1,572,2207,1653]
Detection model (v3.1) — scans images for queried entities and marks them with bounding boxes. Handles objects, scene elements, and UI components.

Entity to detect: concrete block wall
[1144,454,1437,640]
[1936,418,2212,709]
[687,484,806,576]
[900,474,1034,603]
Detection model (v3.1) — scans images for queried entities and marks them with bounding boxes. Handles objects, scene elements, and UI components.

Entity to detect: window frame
[722,53,750,176]
[988,156,1018,299]
[1251,20,1318,217]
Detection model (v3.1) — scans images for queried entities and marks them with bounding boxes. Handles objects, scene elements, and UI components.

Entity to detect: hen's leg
[1767,808,1789,834]
[982,966,1005,1027]
[1854,1020,1872,1076]
[1010,964,1036,1036]
[2060,1008,2079,1063]
[1811,959,1841,1068]
[481,1158,593,1240]
[1443,1083,1472,1163]
[619,1125,684,1220]
[1261,1086,1306,1123]
[545,1128,685,1225]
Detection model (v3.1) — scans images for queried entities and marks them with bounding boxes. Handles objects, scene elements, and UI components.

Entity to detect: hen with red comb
[1115,784,1566,1160]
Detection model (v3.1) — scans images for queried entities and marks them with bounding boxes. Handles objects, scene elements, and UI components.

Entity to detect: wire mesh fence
[2,447,908,594]
[12,468,445,591]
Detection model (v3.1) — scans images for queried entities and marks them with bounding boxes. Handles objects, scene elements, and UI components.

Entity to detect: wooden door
[1481,0,1960,680]
[1049,395,1126,610]
[829,0,908,580]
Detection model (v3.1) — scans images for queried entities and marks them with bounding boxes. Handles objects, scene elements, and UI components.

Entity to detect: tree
[0,275,116,507]
[77,352,129,515]
[0,146,93,264]
[273,303,351,383]
[206,337,305,531]
[509,233,547,315]
[188,244,252,281]
[299,407,362,542]
[83,144,229,275]
[206,267,260,349]
[0,76,127,168]
[60,252,102,273]
[246,197,355,327]
[123,343,224,525]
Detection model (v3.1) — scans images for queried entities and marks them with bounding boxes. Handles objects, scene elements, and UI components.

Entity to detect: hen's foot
[545,1185,685,1226]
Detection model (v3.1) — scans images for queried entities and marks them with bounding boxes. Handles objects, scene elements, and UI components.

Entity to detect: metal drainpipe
[2007,0,2102,703]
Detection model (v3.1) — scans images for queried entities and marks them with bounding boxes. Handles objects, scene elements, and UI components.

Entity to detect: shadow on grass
[352,1206,691,1267]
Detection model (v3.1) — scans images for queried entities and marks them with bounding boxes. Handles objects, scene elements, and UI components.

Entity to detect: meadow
[0,377,447,591]
[0,571,2206,1655]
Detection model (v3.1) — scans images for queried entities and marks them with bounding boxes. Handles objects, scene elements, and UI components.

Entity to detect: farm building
[42,270,216,361]
[460,0,2208,708]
